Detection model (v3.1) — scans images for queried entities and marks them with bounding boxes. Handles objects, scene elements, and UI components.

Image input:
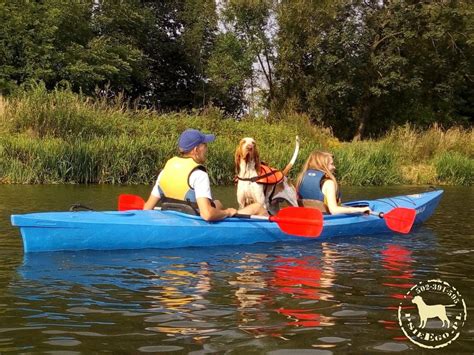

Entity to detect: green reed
[0,86,472,185]
[332,142,401,186]
[434,152,473,186]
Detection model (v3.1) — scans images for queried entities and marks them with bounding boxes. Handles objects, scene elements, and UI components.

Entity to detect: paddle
[236,207,323,238]
[371,207,416,234]
[118,194,146,211]
[118,194,323,238]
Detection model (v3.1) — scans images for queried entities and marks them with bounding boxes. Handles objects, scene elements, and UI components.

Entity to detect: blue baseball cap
[178,129,216,152]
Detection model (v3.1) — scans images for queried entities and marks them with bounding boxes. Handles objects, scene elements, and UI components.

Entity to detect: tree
[140,0,218,109]
[0,1,58,93]
[206,32,253,114]
[275,0,473,140]
[0,1,149,97]
[220,0,278,108]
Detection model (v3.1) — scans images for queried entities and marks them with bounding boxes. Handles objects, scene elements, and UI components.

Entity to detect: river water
[0,185,472,353]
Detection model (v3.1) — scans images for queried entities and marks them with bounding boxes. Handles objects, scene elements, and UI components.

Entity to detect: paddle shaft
[235,213,268,220]
[370,211,385,218]
[118,194,323,237]
[149,208,310,225]
[236,213,310,225]
[149,211,312,226]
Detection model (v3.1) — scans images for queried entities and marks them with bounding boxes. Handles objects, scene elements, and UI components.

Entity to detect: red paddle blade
[383,207,416,234]
[118,194,145,211]
[271,207,323,238]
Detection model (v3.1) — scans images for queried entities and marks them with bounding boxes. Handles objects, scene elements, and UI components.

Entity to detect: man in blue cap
[144,129,267,221]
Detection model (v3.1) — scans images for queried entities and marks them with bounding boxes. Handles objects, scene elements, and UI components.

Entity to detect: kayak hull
[11,190,443,253]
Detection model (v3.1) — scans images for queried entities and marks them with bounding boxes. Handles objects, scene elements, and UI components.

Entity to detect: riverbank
[0,86,472,185]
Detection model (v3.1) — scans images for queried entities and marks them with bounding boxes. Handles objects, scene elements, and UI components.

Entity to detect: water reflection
[16,245,342,341]
[146,261,211,311]
[272,243,336,328]
[145,260,214,338]
[381,245,414,295]
[11,228,448,351]
[230,253,269,310]
[228,253,276,337]
[379,244,415,340]
[18,250,219,343]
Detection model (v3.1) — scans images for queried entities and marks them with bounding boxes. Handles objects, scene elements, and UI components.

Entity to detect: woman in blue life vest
[296,151,371,215]
[144,129,267,221]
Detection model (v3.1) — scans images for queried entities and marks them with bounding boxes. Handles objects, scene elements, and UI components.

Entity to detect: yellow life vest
[158,156,206,202]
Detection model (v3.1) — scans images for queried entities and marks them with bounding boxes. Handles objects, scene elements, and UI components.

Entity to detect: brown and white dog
[234,136,299,211]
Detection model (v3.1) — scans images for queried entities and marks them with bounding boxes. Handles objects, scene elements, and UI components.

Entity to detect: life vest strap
[236,170,277,182]
[160,196,216,216]
[161,197,199,215]
[236,164,284,185]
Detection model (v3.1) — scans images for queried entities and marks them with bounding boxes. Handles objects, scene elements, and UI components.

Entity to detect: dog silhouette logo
[398,279,467,349]
[411,295,456,328]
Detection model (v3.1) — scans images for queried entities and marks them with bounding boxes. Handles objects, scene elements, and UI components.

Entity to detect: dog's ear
[254,142,261,173]
[234,141,243,174]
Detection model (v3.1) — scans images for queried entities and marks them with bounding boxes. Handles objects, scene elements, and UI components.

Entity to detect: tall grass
[0,86,472,185]
[434,152,473,186]
[385,124,474,161]
[333,142,401,186]
[0,135,174,184]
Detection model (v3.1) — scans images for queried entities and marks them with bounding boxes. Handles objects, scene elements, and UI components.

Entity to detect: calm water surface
[0,185,472,353]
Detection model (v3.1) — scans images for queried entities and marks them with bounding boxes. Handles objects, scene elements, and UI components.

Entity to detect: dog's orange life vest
[255,164,284,185]
[236,163,284,185]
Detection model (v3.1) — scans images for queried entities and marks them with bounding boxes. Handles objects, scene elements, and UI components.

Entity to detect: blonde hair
[296,151,338,193]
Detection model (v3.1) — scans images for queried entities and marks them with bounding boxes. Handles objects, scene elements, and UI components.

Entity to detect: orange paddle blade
[383,207,416,234]
[270,207,323,238]
[118,194,145,211]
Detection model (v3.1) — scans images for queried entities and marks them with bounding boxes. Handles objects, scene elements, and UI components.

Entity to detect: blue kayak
[11,190,443,253]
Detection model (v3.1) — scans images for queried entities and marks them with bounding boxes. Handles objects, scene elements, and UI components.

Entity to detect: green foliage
[0,86,330,184]
[0,0,222,110]
[385,124,474,162]
[206,32,253,113]
[220,0,278,104]
[275,0,473,140]
[141,0,218,109]
[1,87,472,185]
[1,0,472,130]
[5,83,120,138]
[0,1,148,96]
[0,134,165,184]
[434,152,474,186]
[333,143,401,186]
